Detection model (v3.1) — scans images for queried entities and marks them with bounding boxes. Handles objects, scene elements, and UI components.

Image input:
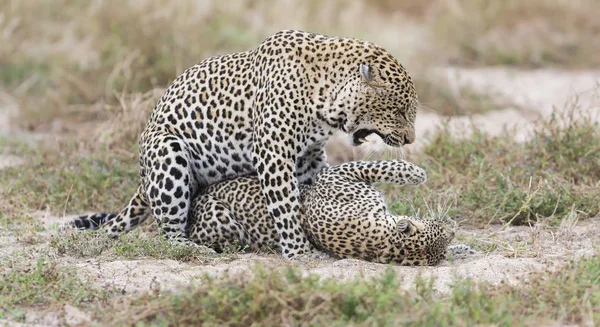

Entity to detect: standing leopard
[93,30,419,258]
[67,160,474,265]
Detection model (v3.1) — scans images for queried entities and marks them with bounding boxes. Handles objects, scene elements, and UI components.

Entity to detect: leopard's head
[332,50,418,147]
[392,216,456,266]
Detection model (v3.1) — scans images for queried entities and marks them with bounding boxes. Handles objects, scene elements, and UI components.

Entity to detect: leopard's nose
[403,129,416,145]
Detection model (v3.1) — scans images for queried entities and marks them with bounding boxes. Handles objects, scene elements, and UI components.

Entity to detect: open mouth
[352,129,386,146]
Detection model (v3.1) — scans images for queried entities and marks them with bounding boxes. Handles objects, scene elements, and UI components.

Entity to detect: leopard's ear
[397,218,425,234]
[359,64,373,83]
[360,64,386,87]
[397,218,413,234]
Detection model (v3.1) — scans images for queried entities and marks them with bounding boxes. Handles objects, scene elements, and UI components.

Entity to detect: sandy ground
[62,216,600,296]
[1,67,600,326]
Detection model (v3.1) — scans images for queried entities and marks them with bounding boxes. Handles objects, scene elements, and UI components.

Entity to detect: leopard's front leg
[252,141,313,259]
[322,160,427,186]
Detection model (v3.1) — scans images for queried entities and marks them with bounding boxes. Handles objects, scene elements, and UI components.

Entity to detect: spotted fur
[68,160,466,265]
[85,30,419,258]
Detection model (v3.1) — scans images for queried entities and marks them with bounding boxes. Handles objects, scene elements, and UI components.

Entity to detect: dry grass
[4,0,596,141]
[0,252,119,321]
[427,0,600,67]
[3,0,595,138]
[9,0,593,138]
[49,227,229,263]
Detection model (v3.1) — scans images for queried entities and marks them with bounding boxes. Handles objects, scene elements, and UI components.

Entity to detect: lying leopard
[97,30,420,258]
[66,160,473,265]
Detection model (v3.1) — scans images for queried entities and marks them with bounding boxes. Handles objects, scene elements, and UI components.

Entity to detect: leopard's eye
[399,110,407,120]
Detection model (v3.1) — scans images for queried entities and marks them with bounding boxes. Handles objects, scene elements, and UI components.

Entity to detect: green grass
[0,253,118,321]
[1,100,597,327]
[88,253,600,326]
[3,239,597,325]
[0,60,50,88]
[1,103,597,234]
[0,144,138,220]
[2,1,599,325]
[49,229,226,263]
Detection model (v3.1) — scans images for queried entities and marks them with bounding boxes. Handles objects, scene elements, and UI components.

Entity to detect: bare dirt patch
[60,217,599,298]
[0,155,23,170]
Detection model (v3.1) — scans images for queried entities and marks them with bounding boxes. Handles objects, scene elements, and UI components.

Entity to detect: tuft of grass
[50,229,224,263]
[92,253,600,326]
[526,109,600,184]
[92,88,165,149]
[0,253,118,320]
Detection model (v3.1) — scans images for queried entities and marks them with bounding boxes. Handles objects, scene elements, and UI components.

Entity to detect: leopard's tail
[62,213,118,230]
[61,185,151,235]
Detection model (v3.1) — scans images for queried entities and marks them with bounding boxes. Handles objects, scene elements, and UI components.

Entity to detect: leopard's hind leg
[187,193,255,253]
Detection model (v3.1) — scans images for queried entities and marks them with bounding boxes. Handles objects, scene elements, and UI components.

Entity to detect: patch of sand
[0,235,21,258]
[0,155,24,170]
[417,67,600,145]
[67,217,599,298]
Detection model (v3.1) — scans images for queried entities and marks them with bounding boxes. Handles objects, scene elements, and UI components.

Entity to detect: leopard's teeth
[359,138,369,143]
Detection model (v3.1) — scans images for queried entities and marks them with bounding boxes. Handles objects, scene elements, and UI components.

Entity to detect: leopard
[89,29,420,259]
[66,160,474,265]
